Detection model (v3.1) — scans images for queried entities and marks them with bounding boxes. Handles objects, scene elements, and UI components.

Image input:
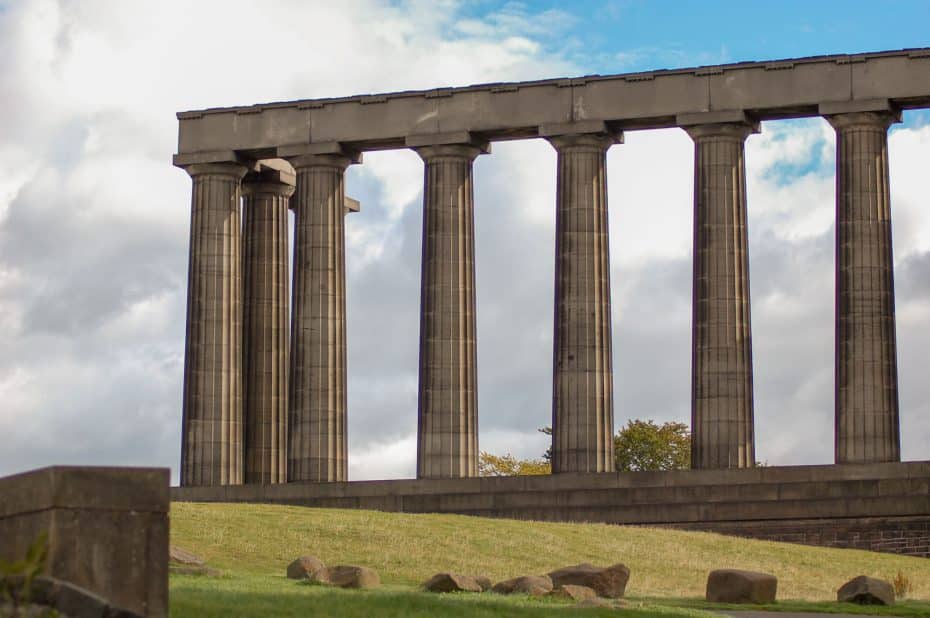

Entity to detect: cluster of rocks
[422,562,630,608]
[282,556,899,608]
[705,569,898,606]
[0,575,140,618]
[286,556,380,589]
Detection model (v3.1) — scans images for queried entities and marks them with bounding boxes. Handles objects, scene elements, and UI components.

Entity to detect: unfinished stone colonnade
[174,48,930,486]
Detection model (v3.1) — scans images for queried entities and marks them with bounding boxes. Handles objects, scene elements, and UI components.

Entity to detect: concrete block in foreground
[0,466,169,617]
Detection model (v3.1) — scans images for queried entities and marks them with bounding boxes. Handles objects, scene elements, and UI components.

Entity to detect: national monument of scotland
[169,48,930,557]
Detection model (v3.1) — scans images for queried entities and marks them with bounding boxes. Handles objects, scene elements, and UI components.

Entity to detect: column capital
[241,166,296,198]
[825,110,901,131]
[173,150,250,178]
[406,131,490,162]
[540,120,623,151]
[678,110,759,141]
[278,142,362,169]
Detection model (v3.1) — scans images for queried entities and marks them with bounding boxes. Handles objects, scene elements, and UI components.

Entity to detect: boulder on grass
[706,569,777,604]
[491,575,553,596]
[837,576,895,606]
[547,563,630,598]
[550,584,598,602]
[287,555,326,580]
[170,546,221,576]
[314,565,380,589]
[170,546,205,566]
[423,573,486,593]
[474,576,493,591]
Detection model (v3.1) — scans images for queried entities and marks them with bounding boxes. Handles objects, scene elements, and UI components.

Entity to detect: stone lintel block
[538,119,624,143]
[345,196,361,214]
[0,466,169,618]
[172,149,245,168]
[677,109,760,131]
[277,141,363,163]
[405,130,491,153]
[819,97,900,117]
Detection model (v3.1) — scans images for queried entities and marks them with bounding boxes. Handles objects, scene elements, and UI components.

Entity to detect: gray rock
[837,575,895,605]
[314,565,380,589]
[286,556,325,580]
[705,569,777,604]
[550,584,598,602]
[169,546,205,567]
[473,575,493,592]
[423,573,485,593]
[491,575,553,596]
[547,563,630,598]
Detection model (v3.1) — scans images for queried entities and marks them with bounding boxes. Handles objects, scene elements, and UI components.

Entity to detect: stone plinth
[683,118,757,469]
[0,466,169,617]
[546,129,617,473]
[413,140,483,479]
[242,168,295,484]
[171,461,930,557]
[179,162,248,486]
[286,153,353,482]
[828,111,902,464]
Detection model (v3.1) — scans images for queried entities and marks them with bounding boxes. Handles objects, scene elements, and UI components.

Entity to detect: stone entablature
[174,48,923,487]
[175,48,930,155]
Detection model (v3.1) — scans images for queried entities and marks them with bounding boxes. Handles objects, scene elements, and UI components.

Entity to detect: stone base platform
[171,461,930,557]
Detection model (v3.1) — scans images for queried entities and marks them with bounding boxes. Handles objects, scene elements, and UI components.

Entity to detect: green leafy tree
[613,419,690,472]
[478,452,551,476]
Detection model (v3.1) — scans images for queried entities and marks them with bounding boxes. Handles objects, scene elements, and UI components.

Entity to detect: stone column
[541,122,619,473]
[407,133,486,479]
[282,148,357,482]
[176,160,248,486]
[680,112,758,469]
[241,167,295,484]
[825,106,901,464]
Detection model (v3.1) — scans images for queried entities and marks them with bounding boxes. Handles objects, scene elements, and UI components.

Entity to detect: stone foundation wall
[171,460,930,558]
[671,517,930,557]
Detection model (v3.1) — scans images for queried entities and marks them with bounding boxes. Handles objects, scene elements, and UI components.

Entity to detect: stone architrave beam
[176,49,930,155]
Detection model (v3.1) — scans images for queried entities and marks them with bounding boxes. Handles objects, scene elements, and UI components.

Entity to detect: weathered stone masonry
[174,49,930,486]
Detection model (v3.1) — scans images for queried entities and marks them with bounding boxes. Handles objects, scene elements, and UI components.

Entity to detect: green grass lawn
[169,502,930,617]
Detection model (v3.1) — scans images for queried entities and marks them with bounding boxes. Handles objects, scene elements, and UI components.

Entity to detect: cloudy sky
[1,0,929,483]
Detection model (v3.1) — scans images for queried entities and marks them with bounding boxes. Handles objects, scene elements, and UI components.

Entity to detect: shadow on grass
[639,596,930,618]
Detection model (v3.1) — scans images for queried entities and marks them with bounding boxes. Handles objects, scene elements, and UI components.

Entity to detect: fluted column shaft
[287,154,351,482]
[686,122,756,469]
[180,162,248,486]
[549,134,615,473]
[416,144,481,479]
[242,172,294,484]
[829,111,901,464]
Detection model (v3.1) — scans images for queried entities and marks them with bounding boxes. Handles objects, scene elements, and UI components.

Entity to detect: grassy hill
[169,502,930,617]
